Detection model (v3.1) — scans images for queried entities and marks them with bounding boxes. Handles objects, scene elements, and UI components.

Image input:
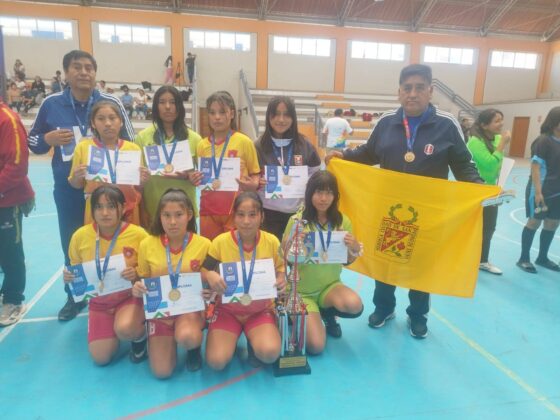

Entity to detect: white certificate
[304,231,348,264]
[85,145,142,185]
[142,273,205,319]
[143,141,194,175]
[220,258,277,304]
[265,165,308,199]
[498,157,515,188]
[59,126,85,162]
[198,157,240,192]
[68,254,130,302]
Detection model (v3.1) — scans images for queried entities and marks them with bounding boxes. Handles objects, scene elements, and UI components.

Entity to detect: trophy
[273,218,311,376]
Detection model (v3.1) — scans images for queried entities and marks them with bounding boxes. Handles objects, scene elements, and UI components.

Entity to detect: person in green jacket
[467,109,511,275]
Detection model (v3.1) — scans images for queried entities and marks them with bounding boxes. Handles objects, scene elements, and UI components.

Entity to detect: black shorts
[525,181,560,219]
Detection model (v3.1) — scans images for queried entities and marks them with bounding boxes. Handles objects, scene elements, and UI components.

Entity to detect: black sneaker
[129,337,148,364]
[247,343,262,368]
[58,298,87,321]
[408,316,428,339]
[368,311,395,328]
[320,309,342,338]
[516,260,537,274]
[535,258,560,272]
[185,347,202,372]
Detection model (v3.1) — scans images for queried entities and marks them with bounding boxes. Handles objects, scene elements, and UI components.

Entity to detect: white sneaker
[479,262,503,275]
[0,303,26,327]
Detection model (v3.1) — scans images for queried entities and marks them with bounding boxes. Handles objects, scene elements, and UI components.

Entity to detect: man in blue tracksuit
[326,64,482,339]
[28,50,135,321]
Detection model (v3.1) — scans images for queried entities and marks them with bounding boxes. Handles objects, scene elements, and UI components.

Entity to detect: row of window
[0,16,540,70]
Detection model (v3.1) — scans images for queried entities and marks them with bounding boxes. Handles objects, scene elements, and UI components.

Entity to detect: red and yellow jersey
[137,233,211,278]
[197,131,260,216]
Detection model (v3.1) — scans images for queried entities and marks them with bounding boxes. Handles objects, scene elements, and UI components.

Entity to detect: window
[98,23,165,46]
[0,16,73,40]
[273,36,331,57]
[423,46,474,65]
[188,30,251,52]
[491,50,538,69]
[351,41,405,61]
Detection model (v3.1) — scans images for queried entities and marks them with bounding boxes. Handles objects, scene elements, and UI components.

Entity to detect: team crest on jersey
[190,259,200,271]
[375,204,419,263]
[294,155,303,165]
[227,150,238,158]
[424,144,434,155]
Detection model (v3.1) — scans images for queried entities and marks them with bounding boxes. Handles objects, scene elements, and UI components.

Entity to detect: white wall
[549,51,560,97]
[484,59,541,102]
[428,62,477,103]
[184,30,257,105]
[3,22,79,81]
[91,23,171,84]
[267,36,335,92]
[344,43,409,95]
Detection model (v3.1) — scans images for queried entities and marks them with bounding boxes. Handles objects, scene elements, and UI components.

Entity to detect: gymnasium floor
[1,156,559,420]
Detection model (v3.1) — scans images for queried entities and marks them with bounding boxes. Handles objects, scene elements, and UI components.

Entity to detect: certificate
[143,141,194,175]
[85,145,142,185]
[220,258,277,304]
[142,273,205,319]
[68,254,130,302]
[304,231,348,264]
[198,157,240,192]
[265,165,308,199]
[59,126,85,162]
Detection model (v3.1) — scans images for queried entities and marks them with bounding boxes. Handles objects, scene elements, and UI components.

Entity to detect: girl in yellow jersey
[63,185,148,365]
[202,192,286,370]
[133,189,210,379]
[68,100,150,225]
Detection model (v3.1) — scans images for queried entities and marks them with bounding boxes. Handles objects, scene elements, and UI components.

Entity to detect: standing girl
[133,189,210,378]
[135,86,203,228]
[202,192,286,370]
[64,185,148,365]
[517,106,560,273]
[283,171,363,354]
[164,55,174,85]
[196,91,260,240]
[467,109,511,275]
[69,101,149,225]
[255,96,321,240]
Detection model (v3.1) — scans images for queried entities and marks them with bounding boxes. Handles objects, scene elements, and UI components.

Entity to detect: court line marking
[0,266,63,345]
[28,212,57,219]
[509,207,560,241]
[118,367,263,419]
[19,312,88,324]
[432,310,560,417]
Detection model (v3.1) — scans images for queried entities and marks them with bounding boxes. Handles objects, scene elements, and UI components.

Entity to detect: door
[510,117,530,157]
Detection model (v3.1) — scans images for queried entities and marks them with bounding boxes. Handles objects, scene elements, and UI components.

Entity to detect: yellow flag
[328,159,501,298]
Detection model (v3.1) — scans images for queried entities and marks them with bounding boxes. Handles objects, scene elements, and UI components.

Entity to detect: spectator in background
[185,52,197,85]
[134,88,148,119]
[322,108,353,151]
[97,80,107,93]
[14,75,25,90]
[7,83,22,113]
[121,85,134,117]
[164,55,174,85]
[31,76,46,106]
[13,59,25,80]
[460,117,472,142]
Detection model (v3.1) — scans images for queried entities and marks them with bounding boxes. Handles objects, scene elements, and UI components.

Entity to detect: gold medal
[98,280,104,293]
[282,175,292,185]
[240,293,252,306]
[211,178,221,190]
[404,151,415,162]
[321,251,329,262]
[163,163,174,174]
[168,288,181,301]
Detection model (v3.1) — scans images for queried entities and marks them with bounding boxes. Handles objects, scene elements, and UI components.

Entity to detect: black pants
[0,206,26,305]
[262,208,293,242]
[481,205,498,263]
[373,280,430,319]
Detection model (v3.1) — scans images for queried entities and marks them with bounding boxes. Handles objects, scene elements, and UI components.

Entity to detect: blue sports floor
[1,156,559,419]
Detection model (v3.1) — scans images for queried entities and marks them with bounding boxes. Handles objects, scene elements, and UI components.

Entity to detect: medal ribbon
[95,222,123,282]
[315,222,332,254]
[70,94,94,137]
[272,141,294,176]
[165,233,191,290]
[103,143,119,184]
[158,130,178,166]
[402,109,429,154]
[237,232,257,295]
[211,131,232,180]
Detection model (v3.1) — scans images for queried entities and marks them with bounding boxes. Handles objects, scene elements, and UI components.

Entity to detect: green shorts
[300,280,342,313]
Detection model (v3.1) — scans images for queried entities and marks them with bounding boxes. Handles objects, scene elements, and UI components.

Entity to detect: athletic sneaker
[129,337,147,364]
[320,309,342,338]
[479,262,503,275]
[58,298,87,321]
[246,343,262,368]
[408,316,428,339]
[368,311,395,328]
[516,260,537,274]
[535,258,560,272]
[185,347,202,372]
[0,303,26,327]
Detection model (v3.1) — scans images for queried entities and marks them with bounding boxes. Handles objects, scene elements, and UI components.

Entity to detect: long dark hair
[164,55,172,67]
[89,101,123,141]
[470,108,503,153]
[90,185,125,221]
[151,85,189,144]
[206,91,238,132]
[541,106,560,136]
[233,191,264,215]
[259,96,306,156]
[302,171,343,228]
[150,189,197,235]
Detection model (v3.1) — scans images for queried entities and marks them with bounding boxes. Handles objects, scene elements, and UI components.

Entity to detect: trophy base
[273,356,311,377]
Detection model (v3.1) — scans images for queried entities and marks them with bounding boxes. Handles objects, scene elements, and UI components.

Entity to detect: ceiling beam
[337,0,356,27]
[542,16,560,42]
[410,0,438,32]
[258,0,269,20]
[479,0,517,37]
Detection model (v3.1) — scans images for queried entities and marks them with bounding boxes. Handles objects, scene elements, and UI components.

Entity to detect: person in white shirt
[322,108,353,150]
